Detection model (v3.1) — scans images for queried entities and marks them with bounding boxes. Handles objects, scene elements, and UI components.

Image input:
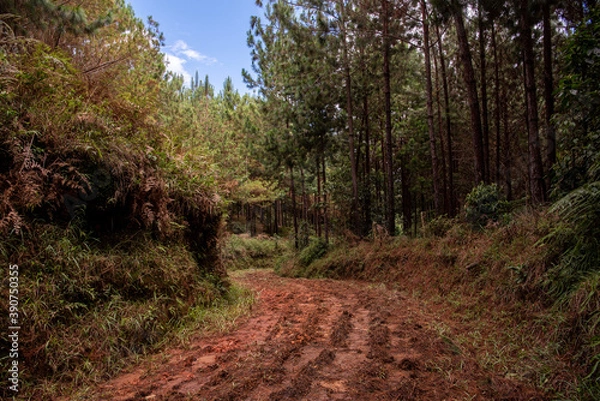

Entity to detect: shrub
[298,237,329,267]
[0,226,226,398]
[422,215,455,237]
[0,13,226,398]
[541,182,600,299]
[221,234,284,270]
[464,183,509,229]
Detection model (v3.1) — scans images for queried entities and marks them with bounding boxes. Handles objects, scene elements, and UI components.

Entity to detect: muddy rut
[88,270,545,401]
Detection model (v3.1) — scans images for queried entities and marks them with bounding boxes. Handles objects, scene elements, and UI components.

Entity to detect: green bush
[298,237,329,267]
[537,182,600,398]
[221,234,284,270]
[542,182,600,299]
[422,215,456,237]
[464,183,509,229]
[0,226,226,398]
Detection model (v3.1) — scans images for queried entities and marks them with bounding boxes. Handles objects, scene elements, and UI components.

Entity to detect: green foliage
[273,236,330,277]
[539,179,600,384]
[0,2,242,398]
[221,234,285,270]
[422,215,456,237]
[568,271,600,400]
[545,7,600,396]
[0,226,226,397]
[298,236,329,267]
[542,182,600,299]
[554,4,600,196]
[234,179,280,204]
[464,183,508,228]
[1,0,113,41]
[526,181,600,398]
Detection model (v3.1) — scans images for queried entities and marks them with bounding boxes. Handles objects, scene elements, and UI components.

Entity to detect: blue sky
[127,1,263,95]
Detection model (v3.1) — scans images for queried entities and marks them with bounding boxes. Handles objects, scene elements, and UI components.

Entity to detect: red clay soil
[85,270,546,401]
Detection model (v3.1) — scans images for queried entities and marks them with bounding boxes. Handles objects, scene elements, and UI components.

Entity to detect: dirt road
[89,270,544,401]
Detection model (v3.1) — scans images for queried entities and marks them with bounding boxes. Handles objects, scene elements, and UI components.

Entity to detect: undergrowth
[0,225,230,399]
[63,282,255,401]
[221,234,286,270]
[275,236,331,278]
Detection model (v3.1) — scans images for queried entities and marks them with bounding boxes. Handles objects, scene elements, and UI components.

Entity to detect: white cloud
[171,40,217,65]
[163,40,218,85]
[164,53,192,83]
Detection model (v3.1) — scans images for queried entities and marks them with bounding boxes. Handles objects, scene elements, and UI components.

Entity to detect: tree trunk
[300,166,308,224]
[271,201,279,235]
[363,91,372,236]
[502,67,512,200]
[543,0,556,191]
[339,0,360,234]
[434,52,449,215]
[421,0,441,214]
[290,165,299,249]
[316,156,322,238]
[452,3,485,185]
[520,0,546,203]
[492,21,502,186]
[375,123,384,220]
[322,153,329,244]
[400,143,412,234]
[478,2,490,183]
[382,0,395,235]
[436,23,455,215]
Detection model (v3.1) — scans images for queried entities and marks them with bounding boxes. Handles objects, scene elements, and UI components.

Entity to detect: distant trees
[244,0,597,238]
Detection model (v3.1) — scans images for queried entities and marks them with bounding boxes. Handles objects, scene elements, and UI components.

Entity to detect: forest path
[87,269,544,401]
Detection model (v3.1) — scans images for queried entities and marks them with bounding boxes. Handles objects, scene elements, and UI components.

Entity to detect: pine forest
[1,0,600,399]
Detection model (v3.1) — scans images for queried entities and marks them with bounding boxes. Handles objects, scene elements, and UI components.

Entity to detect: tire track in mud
[267,308,355,400]
[346,293,421,401]
[86,270,547,401]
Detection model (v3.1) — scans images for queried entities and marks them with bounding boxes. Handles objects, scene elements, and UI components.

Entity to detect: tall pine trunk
[478,2,490,183]
[338,0,360,233]
[520,0,546,203]
[322,153,329,244]
[434,52,449,215]
[543,0,556,191]
[436,23,455,215]
[363,91,372,235]
[502,71,513,200]
[491,22,502,185]
[290,165,299,249]
[400,142,412,234]
[316,156,322,238]
[382,0,395,235]
[452,3,485,185]
[421,0,441,214]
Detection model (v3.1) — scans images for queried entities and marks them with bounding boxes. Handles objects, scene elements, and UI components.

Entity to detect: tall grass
[0,225,229,399]
[221,234,286,270]
[539,182,600,396]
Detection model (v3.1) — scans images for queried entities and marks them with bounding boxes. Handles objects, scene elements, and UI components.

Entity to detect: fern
[543,181,600,300]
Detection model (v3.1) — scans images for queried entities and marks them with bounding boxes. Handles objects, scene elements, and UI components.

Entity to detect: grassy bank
[62,280,255,401]
[1,223,244,399]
